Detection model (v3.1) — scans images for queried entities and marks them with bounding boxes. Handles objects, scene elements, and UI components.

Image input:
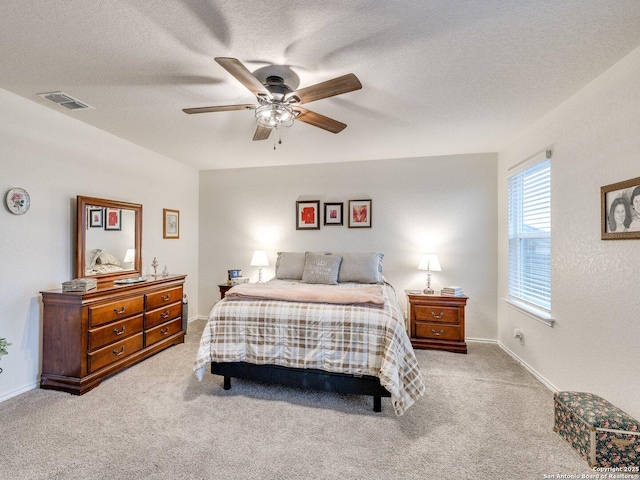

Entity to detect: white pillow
[96,251,121,266]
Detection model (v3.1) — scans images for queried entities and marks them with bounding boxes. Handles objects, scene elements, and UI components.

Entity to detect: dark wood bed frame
[210,362,391,412]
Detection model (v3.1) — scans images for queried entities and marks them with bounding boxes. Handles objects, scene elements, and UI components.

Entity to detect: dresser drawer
[88,332,144,373]
[414,323,461,341]
[146,286,182,310]
[414,305,460,324]
[145,318,182,347]
[88,314,144,351]
[145,302,182,329]
[89,296,145,327]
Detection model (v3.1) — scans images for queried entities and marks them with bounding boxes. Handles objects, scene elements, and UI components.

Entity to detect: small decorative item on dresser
[162,265,169,277]
[62,277,98,293]
[151,257,159,276]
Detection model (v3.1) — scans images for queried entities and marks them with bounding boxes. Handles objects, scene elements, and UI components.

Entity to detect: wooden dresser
[406,292,468,354]
[40,274,186,394]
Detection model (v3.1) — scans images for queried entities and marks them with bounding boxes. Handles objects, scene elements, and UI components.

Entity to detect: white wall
[498,46,640,418]
[0,89,199,402]
[199,154,498,341]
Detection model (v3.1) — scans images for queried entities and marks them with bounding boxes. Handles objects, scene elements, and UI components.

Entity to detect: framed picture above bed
[323,202,343,226]
[104,208,122,231]
[601,175,640,239]
[348,199,372,228]
[88,207,103,228]
[296,200,320,230]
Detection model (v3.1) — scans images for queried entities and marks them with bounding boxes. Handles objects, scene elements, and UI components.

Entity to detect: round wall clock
[6,187,31,215]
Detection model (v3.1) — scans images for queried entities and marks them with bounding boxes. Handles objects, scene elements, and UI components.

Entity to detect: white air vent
[38,91,93,110]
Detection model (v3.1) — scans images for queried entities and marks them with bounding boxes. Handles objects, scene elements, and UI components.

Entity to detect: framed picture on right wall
[348,199,372,228]
[601,175,640,239]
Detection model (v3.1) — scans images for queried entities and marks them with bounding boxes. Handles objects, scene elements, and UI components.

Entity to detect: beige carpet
[0,319,592,479]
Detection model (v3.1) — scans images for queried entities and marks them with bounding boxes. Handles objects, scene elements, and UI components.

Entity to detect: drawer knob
[161,294,171,302]
[431,311,444,319]
[160,310,170,319]
[113,326,126,336]
[113,306,126,315]
[113,346,125,356]
[431,328,444,336]
[161,327,170,336]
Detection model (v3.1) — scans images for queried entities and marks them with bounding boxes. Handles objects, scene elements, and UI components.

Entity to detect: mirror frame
[76,196,142,285]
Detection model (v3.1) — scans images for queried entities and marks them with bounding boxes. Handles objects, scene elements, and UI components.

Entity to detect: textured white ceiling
[1,1,640,170]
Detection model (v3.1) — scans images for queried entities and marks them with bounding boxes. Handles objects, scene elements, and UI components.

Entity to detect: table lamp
[250,250,269,283]
[418,254,441,294]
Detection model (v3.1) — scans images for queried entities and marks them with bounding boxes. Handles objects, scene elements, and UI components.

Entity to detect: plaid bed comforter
[194,280,425,416]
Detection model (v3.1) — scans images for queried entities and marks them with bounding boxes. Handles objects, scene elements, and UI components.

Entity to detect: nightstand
[405,291,468,354]
[218,283,232,299]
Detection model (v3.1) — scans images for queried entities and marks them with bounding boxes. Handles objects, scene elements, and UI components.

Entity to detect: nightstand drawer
[415,323,460,341]
[414,305,460,324]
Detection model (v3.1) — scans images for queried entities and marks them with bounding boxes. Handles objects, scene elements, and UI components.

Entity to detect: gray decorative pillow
[301,252,342,285]
[335,252,384,283]
[275,252,306,280]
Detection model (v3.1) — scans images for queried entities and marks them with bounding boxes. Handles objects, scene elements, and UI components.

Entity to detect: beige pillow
[335,252,384,283]
[301,252,342,285]
[275,252,306,280]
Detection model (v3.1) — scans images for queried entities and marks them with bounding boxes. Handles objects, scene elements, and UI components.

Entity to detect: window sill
[504,298,555,327]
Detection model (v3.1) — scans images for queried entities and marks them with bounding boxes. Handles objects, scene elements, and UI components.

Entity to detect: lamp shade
[250,250,269,267]
[123,248,135,263]
[418,254,441,272]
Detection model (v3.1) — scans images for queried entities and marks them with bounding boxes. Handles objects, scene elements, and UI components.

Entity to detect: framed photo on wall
[323,202,343,226]
[296,200,320,230]
[104,208,121,231]
[88,207,103,228]
[348,199,372,228]
[601,175,640,239]
[163,209,180,239]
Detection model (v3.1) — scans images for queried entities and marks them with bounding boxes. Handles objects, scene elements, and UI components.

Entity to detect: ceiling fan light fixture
[255,104,295,129]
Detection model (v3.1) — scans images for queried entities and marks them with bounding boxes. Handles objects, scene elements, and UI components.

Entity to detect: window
[508,156,551,320]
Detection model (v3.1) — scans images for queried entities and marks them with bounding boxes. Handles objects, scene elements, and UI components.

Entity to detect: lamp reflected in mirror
[123,248,135,269]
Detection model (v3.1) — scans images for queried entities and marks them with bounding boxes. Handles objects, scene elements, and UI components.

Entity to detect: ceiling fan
[182,57,362,141]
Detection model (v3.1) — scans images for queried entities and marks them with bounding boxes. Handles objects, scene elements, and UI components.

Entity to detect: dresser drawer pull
[113,346,126,356]
[113,306,126,315]
[160,310,170,319]
[161,294,171,302]
[161,327,170,336]
[113,326,126,336]
[431,311,444,319]
[431,328,445,336]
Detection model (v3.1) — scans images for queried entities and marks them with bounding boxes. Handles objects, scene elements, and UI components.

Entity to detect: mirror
[76,196,142,284]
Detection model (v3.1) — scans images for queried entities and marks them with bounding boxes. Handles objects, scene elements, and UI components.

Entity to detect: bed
[193,252,425,415]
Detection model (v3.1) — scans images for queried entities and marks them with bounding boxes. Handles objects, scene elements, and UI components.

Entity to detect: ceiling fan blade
[293,107,347,134]
[286,73,362,105]
[215,57,273,99]
[253,125,272,141]
[182,104,256,114]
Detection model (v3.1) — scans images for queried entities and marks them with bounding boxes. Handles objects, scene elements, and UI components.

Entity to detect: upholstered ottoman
[554,391,640,468]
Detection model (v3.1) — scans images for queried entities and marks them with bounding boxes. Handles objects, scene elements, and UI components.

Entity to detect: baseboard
[0,381,38,403]
[497,341,559,393]
[466,337,497,344]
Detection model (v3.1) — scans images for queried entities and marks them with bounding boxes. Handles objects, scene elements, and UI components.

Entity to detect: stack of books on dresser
[62,277,97,293]
[441,286,464,296]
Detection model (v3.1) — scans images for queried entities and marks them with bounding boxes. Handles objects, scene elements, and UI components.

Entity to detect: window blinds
[508,158,551,312]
